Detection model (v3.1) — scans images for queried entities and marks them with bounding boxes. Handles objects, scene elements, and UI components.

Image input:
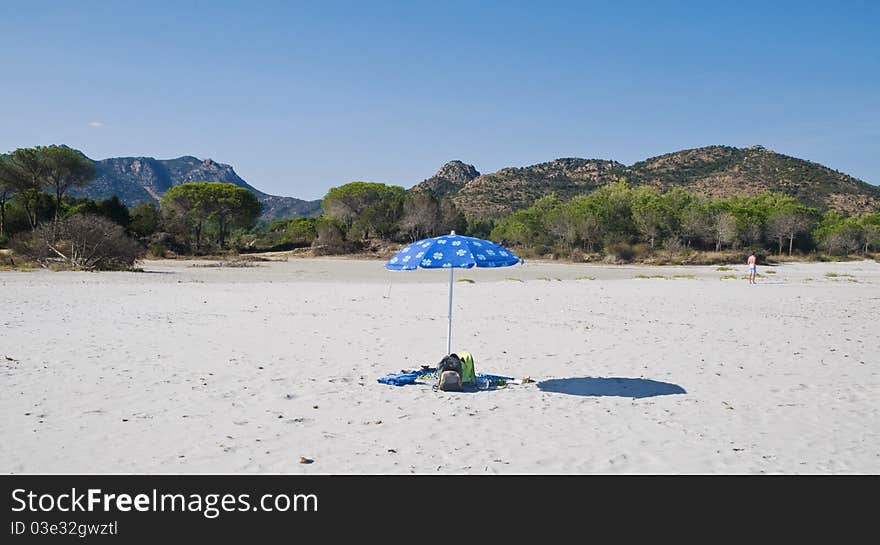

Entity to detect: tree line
[3,146,878,267]
[280,179,879,260]
[0,146,262,268]
[488,181,880,258]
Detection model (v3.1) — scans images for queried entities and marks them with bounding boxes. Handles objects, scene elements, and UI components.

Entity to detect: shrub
[149,242,167,258]
[287,217,318,245]
[511,245,549,260]
[130,202,161,237]
[605,242,634,262]
[569,247,586,262]
[631,243,653,260]
[312,216,350,255]
[147,232,188,256]
[267,218,291,233]
[533,244,551,257]
[12,214,143,270]
[662,237,685,252]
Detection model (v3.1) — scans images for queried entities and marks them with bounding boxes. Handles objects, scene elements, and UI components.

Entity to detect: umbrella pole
[447,266,454,355]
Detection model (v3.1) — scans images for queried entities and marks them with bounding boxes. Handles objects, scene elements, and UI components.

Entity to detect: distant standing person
[747,253,757,284]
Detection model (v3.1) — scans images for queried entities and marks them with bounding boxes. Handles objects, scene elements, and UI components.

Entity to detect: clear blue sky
[1,0,877,200]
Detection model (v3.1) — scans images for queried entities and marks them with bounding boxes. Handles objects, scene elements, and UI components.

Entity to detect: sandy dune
[1,257,878,474]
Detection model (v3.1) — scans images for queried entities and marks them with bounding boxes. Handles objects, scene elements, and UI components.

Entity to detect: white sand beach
[1,258,878,474]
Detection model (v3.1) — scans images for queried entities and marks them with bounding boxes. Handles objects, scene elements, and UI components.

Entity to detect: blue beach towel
[376,372,422,386]
[480,374,513,382]
[377,370,513,387]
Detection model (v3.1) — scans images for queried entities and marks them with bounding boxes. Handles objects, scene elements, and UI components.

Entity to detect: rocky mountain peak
[410,160,480,198]
[433,160,480,185]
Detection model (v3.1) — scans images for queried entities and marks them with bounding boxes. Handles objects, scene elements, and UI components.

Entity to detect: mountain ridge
[68,145,879,222]
[69,153,322,221]
[417,146,879,218]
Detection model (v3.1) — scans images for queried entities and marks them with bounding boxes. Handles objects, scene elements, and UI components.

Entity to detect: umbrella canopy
[385,231,521,354]
[385,231,521,270]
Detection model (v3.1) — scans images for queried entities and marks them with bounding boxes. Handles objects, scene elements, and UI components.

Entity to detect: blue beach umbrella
[385,230,522,355]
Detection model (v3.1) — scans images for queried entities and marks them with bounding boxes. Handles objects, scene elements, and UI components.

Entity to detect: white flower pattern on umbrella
[433,252,443,259]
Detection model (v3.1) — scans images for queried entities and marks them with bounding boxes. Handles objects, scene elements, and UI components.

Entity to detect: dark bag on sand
[436,354,463,392]
[437,354,462,375]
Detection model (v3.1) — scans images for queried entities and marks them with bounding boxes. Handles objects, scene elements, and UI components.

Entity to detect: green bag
[457,351,476,385]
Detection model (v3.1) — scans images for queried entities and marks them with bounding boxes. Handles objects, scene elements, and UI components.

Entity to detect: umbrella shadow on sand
[538,377,686,398]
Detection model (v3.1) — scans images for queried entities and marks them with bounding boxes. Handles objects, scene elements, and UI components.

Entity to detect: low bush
[12,214,143,270]
[149,242,167,258]
[605,242,634,262]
